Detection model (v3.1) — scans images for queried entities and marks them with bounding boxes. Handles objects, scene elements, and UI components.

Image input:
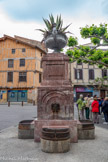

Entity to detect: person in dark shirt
[102,97,108,124]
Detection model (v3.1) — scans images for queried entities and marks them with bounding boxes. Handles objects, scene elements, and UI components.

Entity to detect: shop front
[74,87,94,101]
[7,90,27,102]
[0,90,7,103]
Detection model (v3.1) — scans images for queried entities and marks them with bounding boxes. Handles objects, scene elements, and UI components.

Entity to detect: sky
[0,0,108,44]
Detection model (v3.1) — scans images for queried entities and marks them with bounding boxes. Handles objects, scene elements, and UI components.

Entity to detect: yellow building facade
[0,35,47,103]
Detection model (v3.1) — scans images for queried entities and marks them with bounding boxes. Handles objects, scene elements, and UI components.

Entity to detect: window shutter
[89,69,91,79]
[74,69,77,79]
[7,72,13,82]
[102,69,107,79]
[80,69,83,79]
[92,70,94,79]
[89,69,94,79]
[102,69,104,77]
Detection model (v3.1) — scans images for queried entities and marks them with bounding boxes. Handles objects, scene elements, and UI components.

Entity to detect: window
[20,59,25,67]
[21,92,25,97]
[7,72,13,82]
[19,72,27,82]
[39,73,42,83]
[22,48,26,52]
[40,61,42,68]
[40,53,42,57]
[74,69,83,79]
[102,69,107,79]
[12,49,15,54]
[89,69,94,80]
[8,59,14,68]
[11,92,15,98]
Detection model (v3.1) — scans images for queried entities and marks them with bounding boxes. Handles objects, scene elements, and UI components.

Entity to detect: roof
[0,34,47,54]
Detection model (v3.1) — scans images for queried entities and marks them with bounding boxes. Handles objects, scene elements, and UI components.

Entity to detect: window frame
[19,72,27,82]
[89,69,94,80]
[40,53,43,57]
[102,69,107,79]
[20,59,25,67]
[22,48,26,52]
[11,49,15,54]
[74,69,83,80]
[7,72,13,82]
[8,59,14,68]
[39,73,42,83]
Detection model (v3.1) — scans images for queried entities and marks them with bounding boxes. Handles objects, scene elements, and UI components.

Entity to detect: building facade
[70,61,108,101]
[69,43,108,101]
[0,35,47,103]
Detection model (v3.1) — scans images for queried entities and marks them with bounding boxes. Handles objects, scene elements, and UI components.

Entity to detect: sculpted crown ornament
[37,14,72,52]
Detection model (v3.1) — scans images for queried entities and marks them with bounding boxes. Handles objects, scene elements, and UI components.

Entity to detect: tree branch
[70,55,108,67]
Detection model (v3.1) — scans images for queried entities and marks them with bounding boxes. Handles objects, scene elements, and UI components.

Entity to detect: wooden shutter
[89,69,94,80]
[80,69,83,79]
[7,72,13,82]
[102,69,107,79]
[74,69,77,79]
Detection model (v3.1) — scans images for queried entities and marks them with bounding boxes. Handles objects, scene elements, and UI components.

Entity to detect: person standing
[102,97,108,124]
[89,97,94,120]
[84,95,91,120]
[91,96,99,124]
[77,94,84,120]
[97,98,102,115]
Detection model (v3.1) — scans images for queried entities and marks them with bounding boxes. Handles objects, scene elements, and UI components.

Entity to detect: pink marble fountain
[34,52,78,143]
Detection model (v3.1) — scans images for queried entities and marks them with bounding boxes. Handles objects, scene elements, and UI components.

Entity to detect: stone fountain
[34,22,78,151]
[18,16,95,153]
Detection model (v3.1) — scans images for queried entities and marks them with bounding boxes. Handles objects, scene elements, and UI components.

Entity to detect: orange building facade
[0,35,47,103]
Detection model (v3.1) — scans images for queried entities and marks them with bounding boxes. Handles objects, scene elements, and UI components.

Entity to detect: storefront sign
[76,87,93,92]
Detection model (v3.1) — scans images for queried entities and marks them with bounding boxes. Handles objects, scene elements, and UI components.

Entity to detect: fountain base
[34,119,78,143]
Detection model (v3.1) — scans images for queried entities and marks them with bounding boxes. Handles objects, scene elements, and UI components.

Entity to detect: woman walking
[91,96,99,124]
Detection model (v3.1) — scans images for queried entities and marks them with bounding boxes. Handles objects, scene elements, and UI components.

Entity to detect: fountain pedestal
[37,53,74,119]
[34,53,78,143]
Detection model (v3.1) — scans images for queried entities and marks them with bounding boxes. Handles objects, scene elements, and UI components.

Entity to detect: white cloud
[0,6,108,46]
[0,8,43,41]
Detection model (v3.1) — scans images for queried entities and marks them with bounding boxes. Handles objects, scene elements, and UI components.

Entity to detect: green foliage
[67,36,78,47]
[104,51,108,57]
[91,37,100,45]
[98,64,103,68]
[66,49,73,56]
[66,23,108,68]
[89,77,108,90]
[60,48,63,52]
[80,26,90,38]
[80,24,107,38]
[102,57,108,64]
[37,14,71,37]
[80,46,90,52]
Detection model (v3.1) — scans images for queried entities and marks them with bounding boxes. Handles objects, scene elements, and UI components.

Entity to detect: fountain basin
[41,126,70,153]
[18,120,34,139]
[77,120,95,140]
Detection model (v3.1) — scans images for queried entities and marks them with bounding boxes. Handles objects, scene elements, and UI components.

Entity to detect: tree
[87,77,108,91]
[66,24,108,68]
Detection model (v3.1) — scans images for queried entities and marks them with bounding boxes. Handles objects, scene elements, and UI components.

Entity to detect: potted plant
[37,14,71,52]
